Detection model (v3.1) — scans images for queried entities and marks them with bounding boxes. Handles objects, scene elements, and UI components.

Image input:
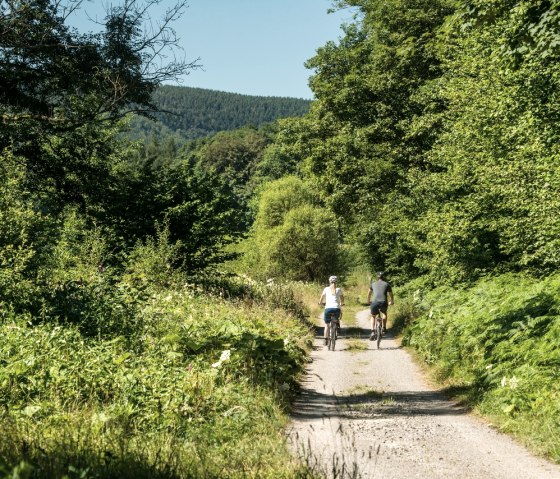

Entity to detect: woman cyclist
[318,275,345,345]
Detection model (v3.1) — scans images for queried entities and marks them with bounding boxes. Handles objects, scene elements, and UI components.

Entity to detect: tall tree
[273,0,455,277]
[0,0,198,205]
[398,0,560,282]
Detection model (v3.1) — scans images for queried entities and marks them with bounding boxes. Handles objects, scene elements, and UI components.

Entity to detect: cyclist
[367,271,394,340]
[319,275,345,345]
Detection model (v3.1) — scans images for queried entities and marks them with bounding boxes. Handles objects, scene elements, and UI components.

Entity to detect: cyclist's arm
[367,288,372,303]
[340,293,345,306]
[388,290,394,305]
[318,290,325,305]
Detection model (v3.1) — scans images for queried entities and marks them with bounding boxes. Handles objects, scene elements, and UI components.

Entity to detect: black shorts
[370,301,388,315]
[324,308,341,323]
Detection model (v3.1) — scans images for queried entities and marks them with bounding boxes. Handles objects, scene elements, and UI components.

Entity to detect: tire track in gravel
[287,309,560,479]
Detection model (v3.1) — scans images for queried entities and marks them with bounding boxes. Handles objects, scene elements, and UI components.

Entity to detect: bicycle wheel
[329,321,337,351]
[376,320,382,349]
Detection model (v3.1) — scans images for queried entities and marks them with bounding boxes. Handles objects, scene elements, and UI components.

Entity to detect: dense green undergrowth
[0,277,316,478]
[400,273,560,462]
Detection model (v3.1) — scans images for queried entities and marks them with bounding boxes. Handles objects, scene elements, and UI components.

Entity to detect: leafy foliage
[240,177,347,281]
[0,150,41,313]
[272,0,560,285]
[402,273,560,460]
[0,274,313,478]
[191,126,273,199]
[106,153,246,272]
[272,0,455,278]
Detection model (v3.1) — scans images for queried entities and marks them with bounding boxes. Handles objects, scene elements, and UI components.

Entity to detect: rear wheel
[328,321,337,350]
[376,319,382,349]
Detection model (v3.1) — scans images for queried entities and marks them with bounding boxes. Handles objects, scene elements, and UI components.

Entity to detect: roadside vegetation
[0,268,315,478]
[0,285,321,477]
[398,274,560,462]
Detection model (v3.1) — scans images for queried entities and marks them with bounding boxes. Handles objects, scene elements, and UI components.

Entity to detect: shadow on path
[313,325,399,341]
[292,385,468,421]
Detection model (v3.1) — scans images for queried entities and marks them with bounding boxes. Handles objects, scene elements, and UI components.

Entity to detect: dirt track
[288,310,560,479]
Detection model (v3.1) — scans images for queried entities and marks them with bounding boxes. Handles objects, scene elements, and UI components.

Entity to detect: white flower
[501,376,508,387]
[509,376,519,390]
[212,349,231,368]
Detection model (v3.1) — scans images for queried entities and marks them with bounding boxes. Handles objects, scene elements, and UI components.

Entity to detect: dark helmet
[376,271,385,279]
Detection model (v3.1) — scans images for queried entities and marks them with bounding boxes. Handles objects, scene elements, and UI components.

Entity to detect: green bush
[0,275,313,478]
[0,150,42,313]
[403,273,560,461]
[242,177,347,281]
[253,176,316,229]
[266,205,342,281]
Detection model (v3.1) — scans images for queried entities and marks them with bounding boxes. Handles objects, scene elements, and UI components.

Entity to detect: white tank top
[323,286,342,309]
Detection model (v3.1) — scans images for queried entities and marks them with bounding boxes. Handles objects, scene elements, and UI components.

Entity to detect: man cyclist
[367,271,394,340]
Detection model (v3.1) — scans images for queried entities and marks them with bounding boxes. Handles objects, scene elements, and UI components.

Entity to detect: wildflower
[212,349,231,368]
[501,376,507,387]
[509,376,519,390]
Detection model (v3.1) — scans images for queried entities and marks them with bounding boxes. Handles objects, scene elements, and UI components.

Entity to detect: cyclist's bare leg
[380,312,388,331]
[370,314,376,331]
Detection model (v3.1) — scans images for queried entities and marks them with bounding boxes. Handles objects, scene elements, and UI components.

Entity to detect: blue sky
[71,0,354,99]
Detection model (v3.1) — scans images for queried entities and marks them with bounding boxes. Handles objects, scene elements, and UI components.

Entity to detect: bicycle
[326,310,341,351]
[327,313,340,351]
[370,313,383,349]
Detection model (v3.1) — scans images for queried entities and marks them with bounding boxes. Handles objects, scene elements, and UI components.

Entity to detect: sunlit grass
[0,278,317,478]
[345,339,369,352]
[343,385,383,399]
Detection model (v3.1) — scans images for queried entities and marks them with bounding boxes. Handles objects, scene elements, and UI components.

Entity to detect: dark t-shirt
[370,280,392,303]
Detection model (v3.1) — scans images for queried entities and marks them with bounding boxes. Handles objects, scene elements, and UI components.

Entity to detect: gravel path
[288,310,560,479]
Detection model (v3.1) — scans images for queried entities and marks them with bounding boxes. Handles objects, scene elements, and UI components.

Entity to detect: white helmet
[329,275,338,283]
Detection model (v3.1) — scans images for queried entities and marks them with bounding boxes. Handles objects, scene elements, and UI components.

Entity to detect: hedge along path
[287,309,560,479]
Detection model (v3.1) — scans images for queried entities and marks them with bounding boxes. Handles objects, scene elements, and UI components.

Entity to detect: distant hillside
[127,85,312,141]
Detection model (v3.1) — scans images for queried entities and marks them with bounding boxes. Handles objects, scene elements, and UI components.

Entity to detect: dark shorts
[324,308,341,323]
[370,301,388,315]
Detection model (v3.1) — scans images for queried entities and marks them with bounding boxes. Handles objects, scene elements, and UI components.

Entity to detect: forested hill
[128,85,312,141]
